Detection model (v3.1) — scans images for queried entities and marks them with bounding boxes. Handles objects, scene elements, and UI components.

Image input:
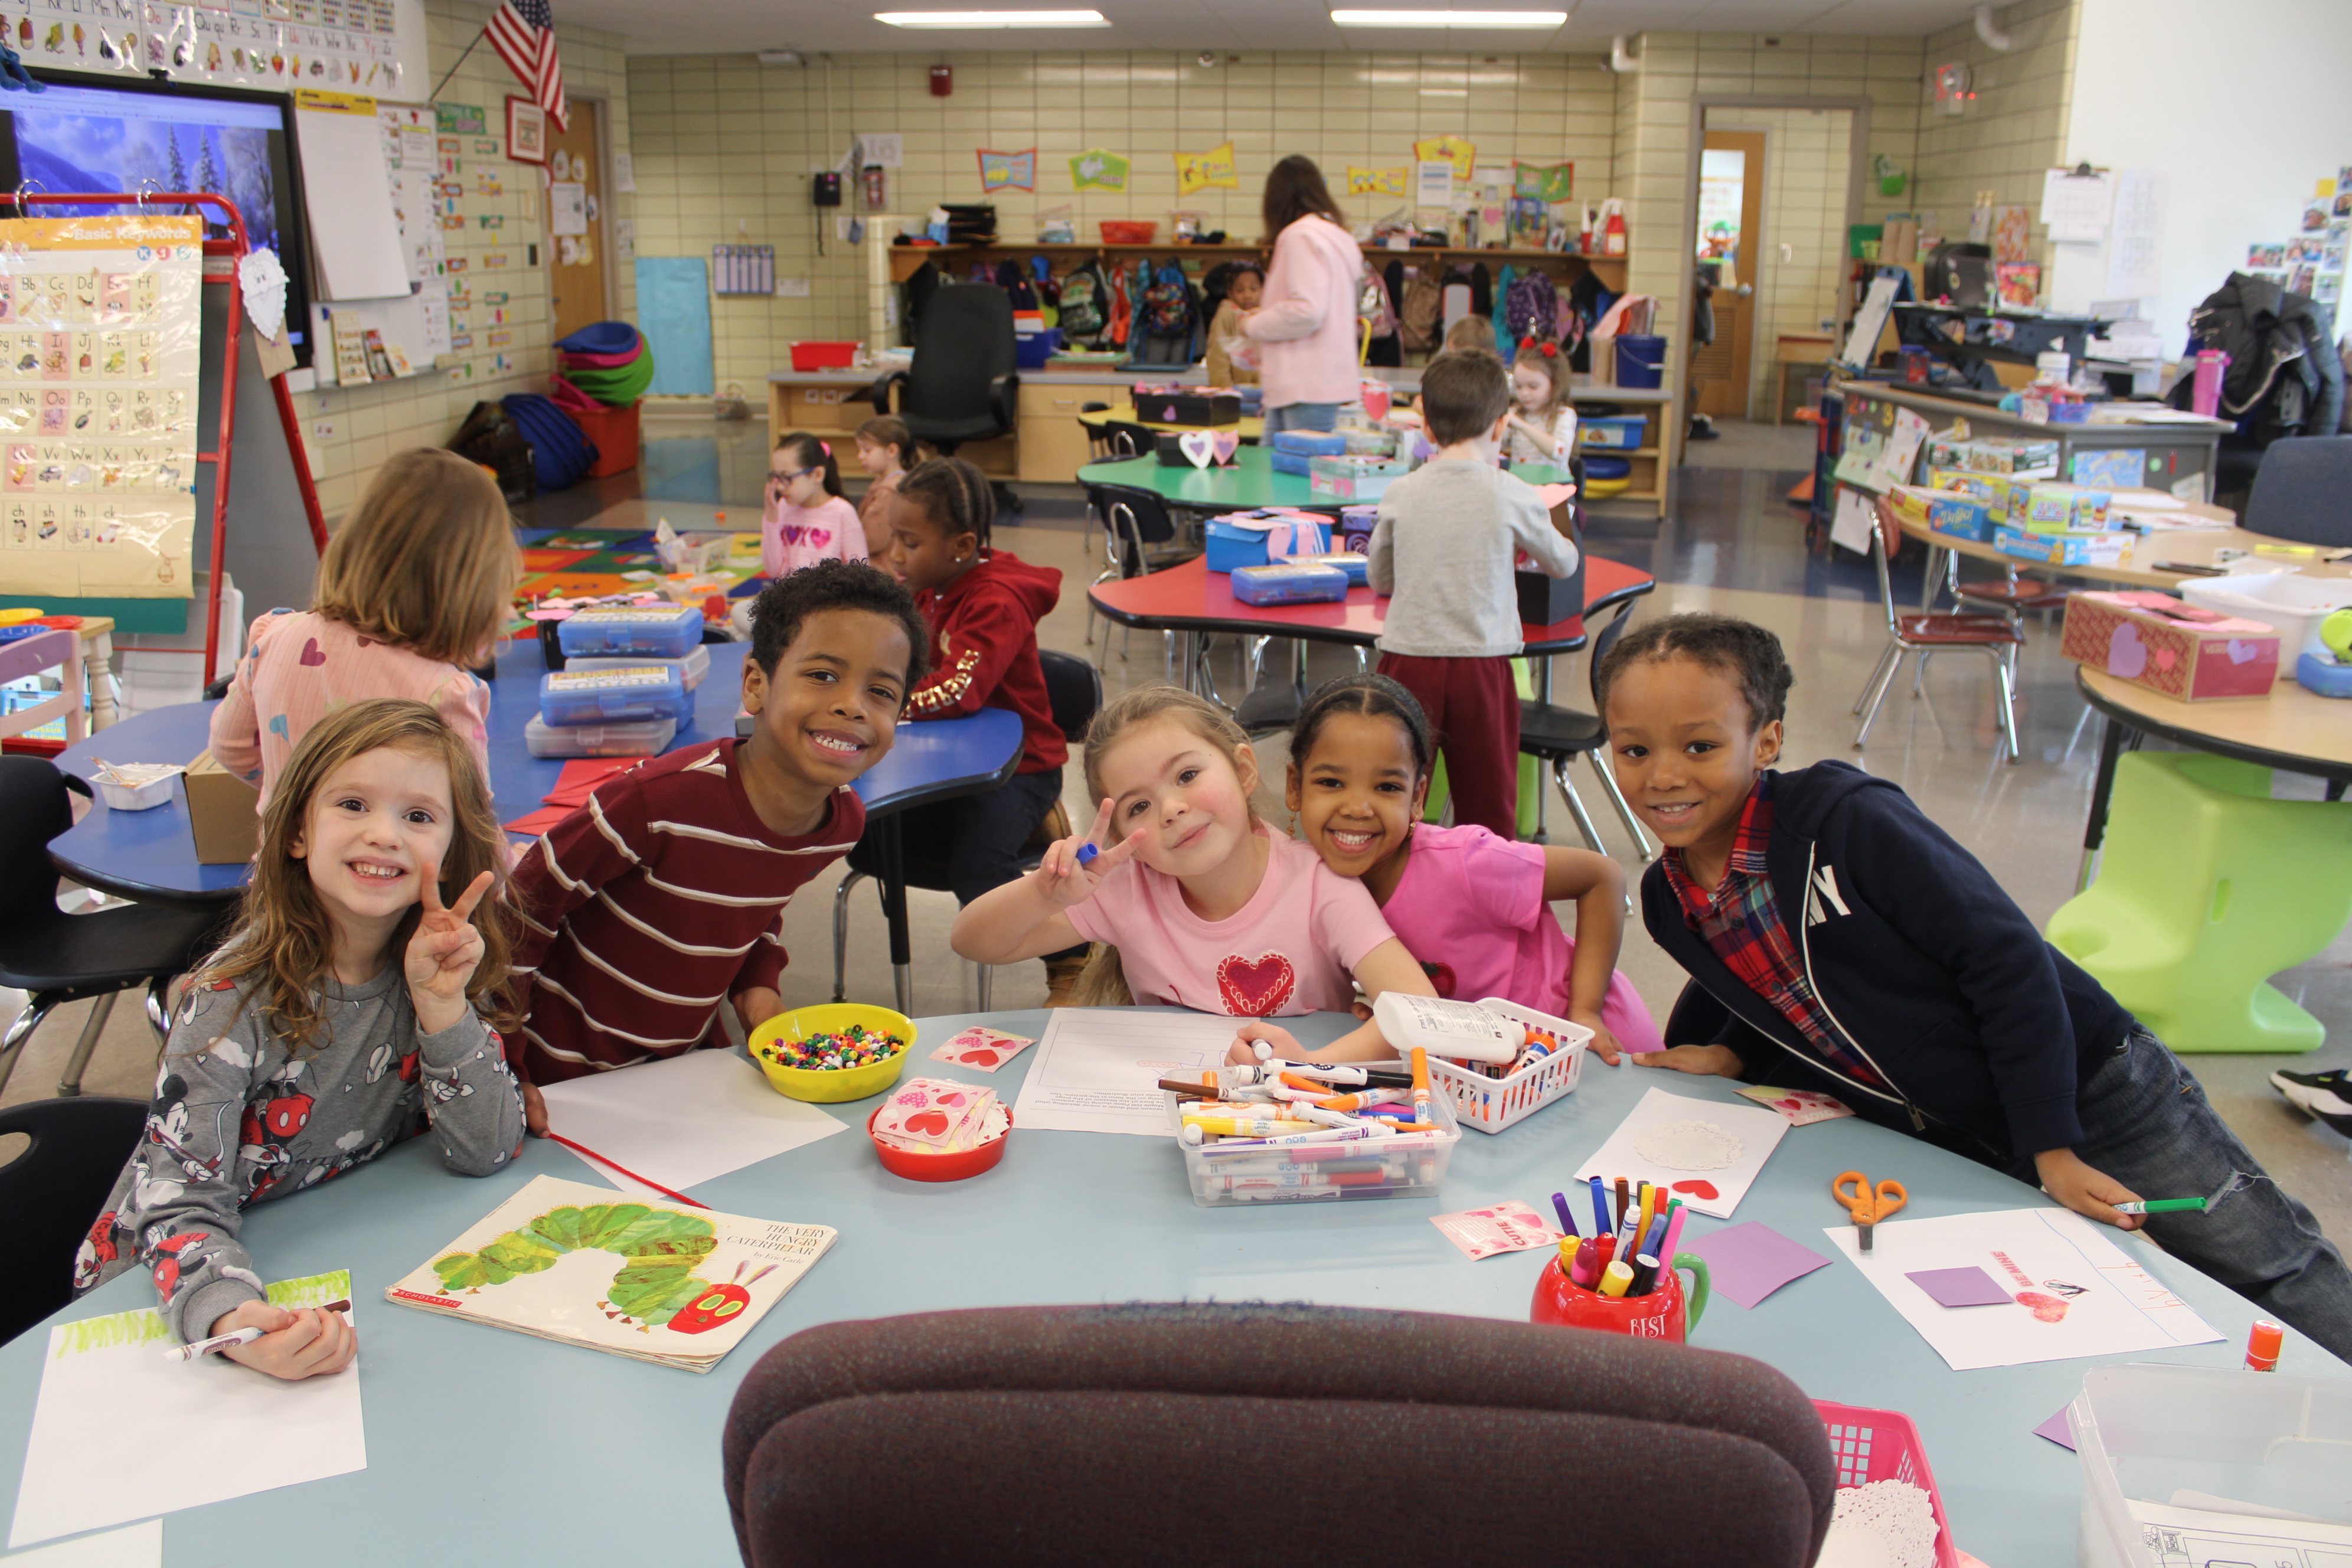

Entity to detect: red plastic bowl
[867,1105,1012,1182]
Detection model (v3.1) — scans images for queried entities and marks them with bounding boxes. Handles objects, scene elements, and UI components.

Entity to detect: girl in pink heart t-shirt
[762,431,867,579]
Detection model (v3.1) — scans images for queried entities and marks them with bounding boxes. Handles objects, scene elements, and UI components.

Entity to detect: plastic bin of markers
[1812,1400,1961,1568]
[1164,1086,1461,1207]
[1419,999,1594,1134]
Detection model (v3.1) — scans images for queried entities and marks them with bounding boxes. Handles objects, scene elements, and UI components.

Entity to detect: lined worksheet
[1010,1009,1241,1136]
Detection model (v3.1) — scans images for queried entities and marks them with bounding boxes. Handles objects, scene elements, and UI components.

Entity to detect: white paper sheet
[1569,1087,1791,1220]
[537,1048,850,1199]
[1840,275,1899,369]
[295,102,412,300]
[2126,1498,2352,1565]
[2042,167,2116,246]
[2104,169,2168,300]
[1010,1010,1239,1136]
[0,1520,162,1566]
[9,1273,364,1549]
[1825,1208,2222,1371]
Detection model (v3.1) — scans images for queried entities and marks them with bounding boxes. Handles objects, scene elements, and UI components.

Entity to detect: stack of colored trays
[556,321,656,407]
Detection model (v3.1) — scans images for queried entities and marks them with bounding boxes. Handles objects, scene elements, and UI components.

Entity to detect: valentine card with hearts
[872,1078,1007,1153]
[929,1025,1037,1073]
[1569,1087,1791,1219]
[1735,1085,1857,1126]
[1430,1201,1563,1261]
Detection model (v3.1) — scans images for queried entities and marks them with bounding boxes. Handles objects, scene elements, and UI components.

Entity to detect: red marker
[2245,1319,2283,1372]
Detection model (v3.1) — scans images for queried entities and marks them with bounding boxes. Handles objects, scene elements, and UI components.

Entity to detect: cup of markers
[1528,1176,1711,1343]
[749,1004,913,1103]
[1161,1046,1462,1208]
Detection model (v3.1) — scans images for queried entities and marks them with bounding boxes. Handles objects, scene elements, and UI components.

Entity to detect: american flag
[486,0,568,133]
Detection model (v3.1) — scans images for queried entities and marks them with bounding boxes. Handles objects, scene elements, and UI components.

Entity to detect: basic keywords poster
[1010,1009,1240,1136]
[293,88,411,300]
[9,1272,363,1549]
[0,213,204,600]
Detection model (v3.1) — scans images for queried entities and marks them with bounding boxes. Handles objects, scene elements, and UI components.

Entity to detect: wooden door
[1691,129,1763,420]
[546,99,609,343]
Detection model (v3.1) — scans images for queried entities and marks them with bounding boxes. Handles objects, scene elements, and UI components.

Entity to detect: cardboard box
[1204,509,1331,573]
[1995,525,2133,567]
[184,749,262,864]
[2059,590,2283,701]
[1963,439,2060,479]
[1132,387,1240,427]
[2023,482,2113,532]
[1926,492,1995,543]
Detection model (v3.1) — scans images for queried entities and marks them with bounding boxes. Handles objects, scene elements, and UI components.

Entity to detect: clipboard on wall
[2040,164,2115,246]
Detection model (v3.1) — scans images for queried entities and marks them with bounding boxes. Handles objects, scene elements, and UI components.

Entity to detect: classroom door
[1690,129,1762,420]
[545,99,609,344]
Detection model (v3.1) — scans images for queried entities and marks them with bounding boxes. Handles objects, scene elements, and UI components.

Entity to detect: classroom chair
[1518,599,1654,862]
[831,650,1102,1012]
[724,1302,1837,1568]
[866,285,1018,458]
[1853,497,2024,763]
[0,758,225,1099]
[0,627,87,750]
[2047,751,2352,1053]
[0,1094,144,1345]
[1937,548,2071,631]
[1082,481,1203,676]
[2242,434,2352,548]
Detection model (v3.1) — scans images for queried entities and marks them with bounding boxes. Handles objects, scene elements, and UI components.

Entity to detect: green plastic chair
[2047,751,2352,1053]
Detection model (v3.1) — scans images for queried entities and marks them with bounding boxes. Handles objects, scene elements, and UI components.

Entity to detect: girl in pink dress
[761,432,866,580]
[1283,672,1664,1063]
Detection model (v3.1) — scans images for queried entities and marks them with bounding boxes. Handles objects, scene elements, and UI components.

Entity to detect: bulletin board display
[0,214,204,599]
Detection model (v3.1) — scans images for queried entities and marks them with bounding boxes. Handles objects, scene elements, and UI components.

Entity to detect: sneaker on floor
[2271,1067,2352,1135]
[1043,952,1089,1007]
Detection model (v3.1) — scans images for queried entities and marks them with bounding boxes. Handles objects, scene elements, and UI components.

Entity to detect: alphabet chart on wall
[0,214,204,599]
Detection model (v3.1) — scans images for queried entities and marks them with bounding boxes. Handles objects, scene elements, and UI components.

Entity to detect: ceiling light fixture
[1329,9,1566,26]
[874,9,1109,26]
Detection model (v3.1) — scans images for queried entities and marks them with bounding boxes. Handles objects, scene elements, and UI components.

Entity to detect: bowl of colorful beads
[748,1004,914,1103]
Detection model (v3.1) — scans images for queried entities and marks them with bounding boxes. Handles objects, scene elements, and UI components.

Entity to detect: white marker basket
[1419,999,1593,1135]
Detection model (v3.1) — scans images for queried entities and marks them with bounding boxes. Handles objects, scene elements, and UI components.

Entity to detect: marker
[1637,1182,1659,1246]
[2245,1319,2283,1372]
[2112,1198,2206,1215]
[1629,1253,1660,1296]
[1657,1203,1688,1278]
[1588,1175,1610,1237]
[1180,1116,1318,1137]
[1613,1177,1630,1229]
[1550,1190,1579,1239]
[1570,1236,1600,1287]
[168,1298,352,1361]
[1076,842,1099,865]
[1409,1047,1433,1126]
[1592,1236,1616,1278]
[1599,1260,1635,1298]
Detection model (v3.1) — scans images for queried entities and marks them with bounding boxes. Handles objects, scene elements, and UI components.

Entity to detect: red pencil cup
[1529,1252,1711,1342]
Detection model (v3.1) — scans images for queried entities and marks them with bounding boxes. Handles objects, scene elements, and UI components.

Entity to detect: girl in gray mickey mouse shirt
[74,699,525,1380]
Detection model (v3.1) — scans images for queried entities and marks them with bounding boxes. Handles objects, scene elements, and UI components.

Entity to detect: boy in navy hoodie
[1597,612,2352,1360]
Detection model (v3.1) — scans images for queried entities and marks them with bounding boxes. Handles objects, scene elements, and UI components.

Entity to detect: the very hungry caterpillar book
[384,1175,836,1372]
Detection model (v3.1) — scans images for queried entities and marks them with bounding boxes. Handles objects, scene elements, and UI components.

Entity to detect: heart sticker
[1178,429,1216,469]
[905,1110,950,1137]
[1216,952,1297,1016]
[1670,1180,1720,1200]
[2015,1290,2070,1323]
[2226,638,2259,664]
[1161,403,1179,421]
[2153,646,2178,671]
[298,638,326,667]
[2106,623,2148,679]
[959,1048,1002,1065]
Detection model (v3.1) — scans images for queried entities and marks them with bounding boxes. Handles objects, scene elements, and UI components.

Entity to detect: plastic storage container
[1579,414,1650,450]
[556,603,704,659]
[750,1002,913,1103]
[1204,511,1331,573]
[1271,429,1349,457]
[1417,999,1593,1134]
[2071,1364,2352,1568]
[540,665,693,726]
[789,341,858,371]
[1309,453,1412,502]
[1099,220,1157,244]
[523,714,677,759]
[562,645,712,691]
[1615,335,1667,388]
[1167,1081,1461,1207]
[2181,571,2352,670]
[1286,551,1368,586]
[1014,328,1063,370]
[1231,562,1350,606]
[1814,1400,1960,1568]
[561,401,639,479]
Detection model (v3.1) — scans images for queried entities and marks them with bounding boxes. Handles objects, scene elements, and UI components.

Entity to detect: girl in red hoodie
[880,458,1087,991]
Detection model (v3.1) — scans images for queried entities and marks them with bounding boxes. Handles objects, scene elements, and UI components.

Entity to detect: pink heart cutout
[298,638,325,667]
[1671,1180,1720,1200]
[1211,430,1241,463]
[2106,623,2148,679]
[959,1048,1002,1064]
[2154,646,2178,671]
[904,1110,950,1136]
[2227,638,2259,665]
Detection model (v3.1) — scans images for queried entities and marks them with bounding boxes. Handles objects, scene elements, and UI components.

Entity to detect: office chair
[1519,599,1652,861]
[2242,435,2352,548]
[725,1302,1837,1568]
[0,1095,146,1345]
[867,283,1019,513]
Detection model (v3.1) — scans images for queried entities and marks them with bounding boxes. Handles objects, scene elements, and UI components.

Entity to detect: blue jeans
[2003,1025,2352,1361]
[1265,401,1338,435]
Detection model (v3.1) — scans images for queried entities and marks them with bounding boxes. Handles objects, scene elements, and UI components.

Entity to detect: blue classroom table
[4,1008,2338,1565]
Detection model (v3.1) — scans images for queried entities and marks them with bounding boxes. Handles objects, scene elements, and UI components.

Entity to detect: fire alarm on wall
[929,63,952,96]
[1933,61,1974,115]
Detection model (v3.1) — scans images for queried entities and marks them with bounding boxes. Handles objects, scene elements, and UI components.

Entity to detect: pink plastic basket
[1812,1400,1960,1568]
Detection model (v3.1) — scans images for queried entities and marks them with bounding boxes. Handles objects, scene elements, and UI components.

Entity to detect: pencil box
[1271,429,1348,457]
[1269,450,1314,476]
[523,714,678,759]
[538,665,693,726]
[554,602,703,658]
[2023,482,2112,532]
[1286,551,1368,586]
[1308,454,1412,502]
[560,644,712,691]
[1995,525,2132,568]
[1229,562,1350,606]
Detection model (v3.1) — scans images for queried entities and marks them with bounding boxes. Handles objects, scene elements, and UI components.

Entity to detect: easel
[0,187,328,685]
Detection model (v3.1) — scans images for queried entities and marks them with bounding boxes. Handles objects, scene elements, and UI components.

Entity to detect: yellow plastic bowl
[1584,476,1632,499]
[749,1004,914,1103]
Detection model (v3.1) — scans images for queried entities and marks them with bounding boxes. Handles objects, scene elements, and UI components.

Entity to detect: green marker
[2113,1198,2206,1215]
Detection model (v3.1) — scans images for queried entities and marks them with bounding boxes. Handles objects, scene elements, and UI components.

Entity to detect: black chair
[1082,481,1204,675]
[831,651,1102,1011]
[867,285,1018,458]
[0,1095,145,1345]
[2243,435,2352,548]
[1518,599,1654,862]
[0,758,224,1099]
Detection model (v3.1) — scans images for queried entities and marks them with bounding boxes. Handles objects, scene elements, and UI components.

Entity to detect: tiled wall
[1705,107,1855,413]
[294,0,635,517]
[1909,0,2078,275]
[623,50,1623,398]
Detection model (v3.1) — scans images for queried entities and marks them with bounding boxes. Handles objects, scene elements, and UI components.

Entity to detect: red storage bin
[562,400,639,479]
[1099,221,1157,244]
[789,341,859,370]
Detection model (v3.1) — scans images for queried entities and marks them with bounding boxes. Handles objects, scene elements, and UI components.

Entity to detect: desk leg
[878,812,913,1015]
[83,629,115,730]
[2076,714,2136,893]
[1531,655,1554,842]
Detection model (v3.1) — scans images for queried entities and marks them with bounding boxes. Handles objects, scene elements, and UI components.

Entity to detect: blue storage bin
[556,603,704,658]
[1014,328,1063,369]
[1615,334,1667,388]
[1269,450,1314,476]
[1205,511,1332,573]
[540,664,693,726]
[1231,562,1350,606]
[1271,430,1348,456]
[1288,551,1368,586]
[1579,414,1649,450]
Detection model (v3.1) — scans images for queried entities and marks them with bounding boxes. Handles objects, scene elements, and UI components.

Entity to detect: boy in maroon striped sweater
[508,561,929,1127]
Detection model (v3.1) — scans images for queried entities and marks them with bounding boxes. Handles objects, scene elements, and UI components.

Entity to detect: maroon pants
[1377,652,1519,839]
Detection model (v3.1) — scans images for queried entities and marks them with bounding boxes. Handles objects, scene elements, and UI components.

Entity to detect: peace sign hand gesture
[1030,798,1145,910]
[406,861,494,1036]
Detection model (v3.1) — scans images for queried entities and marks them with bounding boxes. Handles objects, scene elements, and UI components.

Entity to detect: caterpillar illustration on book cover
[430,1200,776,1334]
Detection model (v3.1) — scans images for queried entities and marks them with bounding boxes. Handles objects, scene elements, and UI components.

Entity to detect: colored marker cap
[1076,842,1099,865]
[2246,1319,2284,1371]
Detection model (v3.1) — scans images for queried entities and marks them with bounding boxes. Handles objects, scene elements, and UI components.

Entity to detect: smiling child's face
[740,606,910,798]
[1287,711,1423,883]
[1095,717,1257,878]
[1603,653,1781,869]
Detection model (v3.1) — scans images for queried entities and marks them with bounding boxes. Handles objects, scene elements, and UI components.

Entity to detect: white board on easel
[292,87,409,300]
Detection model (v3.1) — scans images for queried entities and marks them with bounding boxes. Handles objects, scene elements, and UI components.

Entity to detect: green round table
[1076,449,1573,513]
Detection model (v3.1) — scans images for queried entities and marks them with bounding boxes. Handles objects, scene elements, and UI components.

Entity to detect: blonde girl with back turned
[211,447,517,808]
[952,685,1438,1061]
[75,699,526,1379]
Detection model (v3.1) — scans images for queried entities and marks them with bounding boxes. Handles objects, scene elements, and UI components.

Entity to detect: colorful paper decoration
[978,148,1037,192]
[1069,148,1131,191]
[1347,166,1408,197]
[1174,141,1238,197]
[1413,135,1475,181]
[1514,161,1574,204]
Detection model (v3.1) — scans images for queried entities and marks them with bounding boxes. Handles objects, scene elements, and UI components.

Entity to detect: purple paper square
[2033,1407,2076,1451]
[1684,1220,1833,1310]
[1907,1265,2013,1308]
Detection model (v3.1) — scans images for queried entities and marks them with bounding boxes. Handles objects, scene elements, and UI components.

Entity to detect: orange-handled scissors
[1832,1170,1909,1253]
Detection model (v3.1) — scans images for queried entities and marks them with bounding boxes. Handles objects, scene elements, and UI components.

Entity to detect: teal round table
[1077,449,1573,512]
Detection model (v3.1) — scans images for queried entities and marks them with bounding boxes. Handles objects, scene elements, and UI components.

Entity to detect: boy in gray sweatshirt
[1367,348,1580,836]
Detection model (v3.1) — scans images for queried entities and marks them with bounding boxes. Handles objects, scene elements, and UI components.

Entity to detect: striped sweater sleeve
[508,777,654,1064]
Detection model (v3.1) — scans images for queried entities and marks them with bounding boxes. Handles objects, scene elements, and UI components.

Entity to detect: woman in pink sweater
[1240,156,1364,436]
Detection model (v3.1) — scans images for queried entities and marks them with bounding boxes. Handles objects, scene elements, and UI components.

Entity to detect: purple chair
[724,1302,1836,1567]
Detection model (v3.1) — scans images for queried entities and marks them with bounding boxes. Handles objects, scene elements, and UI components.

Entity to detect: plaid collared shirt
[1661,776,1884,1087]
